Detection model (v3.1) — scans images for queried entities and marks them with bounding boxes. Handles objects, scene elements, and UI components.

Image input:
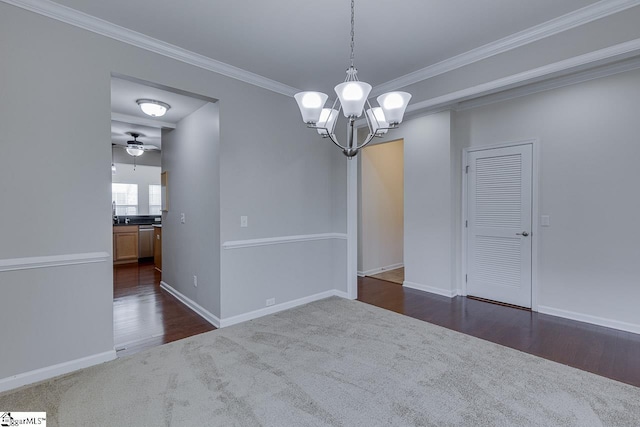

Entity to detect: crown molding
[371,0,640,96]
[356,37,640,127]
[454,55,640,112]
[1,0,300,97]
[405,37,640,114]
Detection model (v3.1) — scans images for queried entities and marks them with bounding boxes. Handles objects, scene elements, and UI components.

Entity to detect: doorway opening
[357,139,405,285]
[110,74,219,356]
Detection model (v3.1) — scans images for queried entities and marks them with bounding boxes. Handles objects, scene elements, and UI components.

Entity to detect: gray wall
[162,103,221,317]
[0,3,346,381]
[453,66,640,327]
[359,112,454,294]
[358,140,404,274]
[375,65,640,327]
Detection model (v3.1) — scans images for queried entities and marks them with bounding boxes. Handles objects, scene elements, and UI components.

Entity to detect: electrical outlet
[193,275,198,287]
[240,216,248,228]
[180,213,186,224]
[266,298,275,307]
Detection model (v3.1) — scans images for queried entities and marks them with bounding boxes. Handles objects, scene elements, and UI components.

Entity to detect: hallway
[113,262,215,357]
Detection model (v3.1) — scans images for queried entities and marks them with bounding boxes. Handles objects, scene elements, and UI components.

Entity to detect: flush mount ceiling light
[294,0,411,158]
[126,133,145,157]
[136,99,171,117]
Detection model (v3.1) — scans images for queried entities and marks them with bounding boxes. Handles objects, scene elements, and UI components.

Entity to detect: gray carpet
[1,297,639,426]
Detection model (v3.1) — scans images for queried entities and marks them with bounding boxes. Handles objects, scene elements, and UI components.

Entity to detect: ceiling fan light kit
[126,132,145,157]
[294,0,411,158]
[136,99,171,117]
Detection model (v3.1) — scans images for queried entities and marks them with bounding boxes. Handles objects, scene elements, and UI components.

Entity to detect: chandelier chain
[350,0,355,68]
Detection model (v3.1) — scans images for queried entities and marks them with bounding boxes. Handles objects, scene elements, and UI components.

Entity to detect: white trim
[356,40,640,130]
[160,281,221,328]
[403,281,458,298]
[538,306,640,335]
[219,290,348,328]
[460,150,469,296]
[358,263,404,277]
[111,112,176,129]
[371,0,640,96]
[455,56,640,112]
[0,251,109,273]
[461,139,540,311]
[404,38,640,117]
[2,0,299,97]
[0,350,115,393]
[222,233,347,250]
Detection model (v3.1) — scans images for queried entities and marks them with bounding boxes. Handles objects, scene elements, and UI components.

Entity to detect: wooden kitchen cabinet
[113,225,139,264]
[153,226,162,272]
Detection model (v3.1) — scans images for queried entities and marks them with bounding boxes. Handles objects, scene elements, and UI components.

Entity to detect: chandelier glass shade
[294,0,411,157]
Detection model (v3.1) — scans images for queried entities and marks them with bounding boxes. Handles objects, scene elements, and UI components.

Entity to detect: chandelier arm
[327,133,349,151]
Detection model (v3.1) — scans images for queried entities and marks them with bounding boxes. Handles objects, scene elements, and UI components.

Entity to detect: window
[149,184,162,215]
[112,183,138,215]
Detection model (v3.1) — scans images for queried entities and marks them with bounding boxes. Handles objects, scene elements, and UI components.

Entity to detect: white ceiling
[55,0,598,94]
[111,77,209,150]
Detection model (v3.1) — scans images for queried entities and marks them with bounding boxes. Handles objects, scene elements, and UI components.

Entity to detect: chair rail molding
[0,251,110,272]
[222,233,347,250]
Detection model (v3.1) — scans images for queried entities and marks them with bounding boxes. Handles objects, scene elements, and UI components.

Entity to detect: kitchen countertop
[113,222,161,227]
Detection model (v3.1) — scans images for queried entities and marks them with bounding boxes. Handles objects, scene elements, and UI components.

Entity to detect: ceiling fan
[124,132,158,156]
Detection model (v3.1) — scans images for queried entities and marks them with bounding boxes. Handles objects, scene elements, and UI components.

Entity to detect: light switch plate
[240,216,248,228]
[541,215,550,227]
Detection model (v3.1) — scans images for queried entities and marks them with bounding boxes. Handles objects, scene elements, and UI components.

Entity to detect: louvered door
[467,144,532,308]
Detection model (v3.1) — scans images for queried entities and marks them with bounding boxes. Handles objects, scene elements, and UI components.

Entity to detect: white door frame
[461,138,540,311]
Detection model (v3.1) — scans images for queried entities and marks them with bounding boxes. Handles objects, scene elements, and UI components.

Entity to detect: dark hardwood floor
[114,263,639,387]
[358,276,640,388]
[113,261,215,357]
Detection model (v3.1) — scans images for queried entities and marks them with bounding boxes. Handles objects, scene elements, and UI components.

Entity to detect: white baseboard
[220,290,348,328]
[332,290,351,300]
[0,350,116,393]
[160,281,221,328]
[537,305,640,335]
[403,281,458,298]
[359,263,404,277]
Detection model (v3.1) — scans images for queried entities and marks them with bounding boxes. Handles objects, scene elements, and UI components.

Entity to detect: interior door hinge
[465,165,469,174]
[465,220,468,228]
[465,274,468,283]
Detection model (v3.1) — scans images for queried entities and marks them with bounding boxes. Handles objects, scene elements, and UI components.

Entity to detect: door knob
[517,231,529,237]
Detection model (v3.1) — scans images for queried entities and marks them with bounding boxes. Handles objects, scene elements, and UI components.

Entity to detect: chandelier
[294,0,411,158]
